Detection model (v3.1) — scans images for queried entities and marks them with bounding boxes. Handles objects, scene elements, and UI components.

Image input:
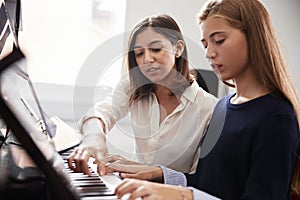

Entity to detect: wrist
[81,117,105,135]
[151,167,163,183]
[180,186,193,200]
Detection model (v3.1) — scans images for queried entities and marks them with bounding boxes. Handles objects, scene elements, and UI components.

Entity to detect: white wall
[262,0,300,96]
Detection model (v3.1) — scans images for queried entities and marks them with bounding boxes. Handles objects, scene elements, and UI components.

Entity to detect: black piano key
[72,181,106,187]
[79,191,115,197]
[70,177,103,182]
[77,186,111,192]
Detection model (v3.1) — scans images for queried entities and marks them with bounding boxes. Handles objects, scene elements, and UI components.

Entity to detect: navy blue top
[185,94,299,200]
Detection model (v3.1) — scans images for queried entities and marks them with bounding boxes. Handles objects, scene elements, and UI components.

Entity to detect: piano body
[0,141,121,200]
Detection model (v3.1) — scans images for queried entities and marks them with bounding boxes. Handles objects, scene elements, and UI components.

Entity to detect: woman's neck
[154,84,180,124]
[154,84,174,98]
[231,72,269,104]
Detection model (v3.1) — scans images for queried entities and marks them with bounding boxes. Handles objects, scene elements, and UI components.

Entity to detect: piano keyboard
[60,149,120,200]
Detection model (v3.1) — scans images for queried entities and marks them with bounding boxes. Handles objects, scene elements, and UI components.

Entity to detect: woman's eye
[201,41,208,49]
[215,39,225,45]
[151,48,161,53]
[135,52,143,57]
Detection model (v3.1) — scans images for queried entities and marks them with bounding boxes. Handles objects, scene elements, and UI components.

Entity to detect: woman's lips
[211,63,222,69]
[146,67,159,73]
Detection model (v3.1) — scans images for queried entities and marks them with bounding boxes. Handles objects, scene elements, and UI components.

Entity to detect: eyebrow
[201,31,225,42]
[134,40,163,49]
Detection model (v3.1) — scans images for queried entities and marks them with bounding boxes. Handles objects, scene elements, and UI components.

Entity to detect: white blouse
[80,76,218,173]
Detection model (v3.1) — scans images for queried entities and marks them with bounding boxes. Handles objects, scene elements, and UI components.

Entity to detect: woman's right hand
[82,132,108,175]
[67,117,108,175]
[67,135,108,176]
[67,146,93,175]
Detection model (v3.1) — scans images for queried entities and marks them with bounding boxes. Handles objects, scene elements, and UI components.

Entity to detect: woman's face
[133,28,177,83]
[200,16,249,81]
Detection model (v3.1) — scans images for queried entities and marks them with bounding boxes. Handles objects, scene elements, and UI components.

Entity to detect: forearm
[79,117,108,163]
[81,117,106,135]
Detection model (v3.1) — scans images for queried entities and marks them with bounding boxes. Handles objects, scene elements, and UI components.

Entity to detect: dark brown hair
[125,14,193,104]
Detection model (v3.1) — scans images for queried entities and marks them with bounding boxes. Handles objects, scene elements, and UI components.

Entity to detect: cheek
[161,53,176,68]
[225,40,248,66]
[135,57,143,67]
[234,35,248,62]
[235,44,248,68]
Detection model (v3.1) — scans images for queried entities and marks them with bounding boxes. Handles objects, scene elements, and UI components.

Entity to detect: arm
[79,77,131,133]
[113,165,220,200]
[68,77,131,175]
[67,117,107,175]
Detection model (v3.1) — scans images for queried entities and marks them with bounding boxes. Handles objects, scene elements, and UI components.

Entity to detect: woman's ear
[175,40,185,58]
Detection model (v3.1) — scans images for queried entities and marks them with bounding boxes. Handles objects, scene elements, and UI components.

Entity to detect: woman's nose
[144,49,154,63]
[205,45,216,60]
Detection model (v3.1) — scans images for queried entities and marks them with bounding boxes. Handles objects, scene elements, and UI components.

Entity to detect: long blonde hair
[197,0,300,194]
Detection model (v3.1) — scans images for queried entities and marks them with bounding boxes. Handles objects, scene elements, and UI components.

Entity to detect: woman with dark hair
[68,14,217,176]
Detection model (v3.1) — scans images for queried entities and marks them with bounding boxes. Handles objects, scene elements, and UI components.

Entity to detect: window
[18,0,127,87]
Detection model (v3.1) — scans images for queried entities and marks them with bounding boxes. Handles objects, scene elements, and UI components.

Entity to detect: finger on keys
[81,150,92,175]
[67,152,76,171]
[67,150,83,172]
[97,160,106,176]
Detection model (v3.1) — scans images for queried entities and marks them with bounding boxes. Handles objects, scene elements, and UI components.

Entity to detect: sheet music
[50,116,82,152]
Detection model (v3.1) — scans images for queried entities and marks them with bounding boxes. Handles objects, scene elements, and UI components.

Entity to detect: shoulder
[191,82,219,104]
[212,94,230,110]
[226,94,295,116]
[251,95,299,138]
[254,94,295,116]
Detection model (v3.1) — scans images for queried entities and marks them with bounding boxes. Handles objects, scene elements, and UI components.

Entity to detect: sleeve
[160,166,221,199]
[77,76,131,134]
[241,113,299,199]
[160,165,187,186]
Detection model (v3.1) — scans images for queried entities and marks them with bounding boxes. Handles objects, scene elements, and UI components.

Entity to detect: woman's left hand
[107,154,142,165]
[115,178,193,200]
[105,162,163,182]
